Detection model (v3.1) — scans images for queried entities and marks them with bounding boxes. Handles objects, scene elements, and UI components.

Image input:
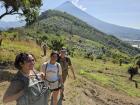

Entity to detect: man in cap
[57,47,76,100]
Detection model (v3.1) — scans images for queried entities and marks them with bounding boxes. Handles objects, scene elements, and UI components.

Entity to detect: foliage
[2,10,139,62]
[48,36,65,51]
[0,0,42,25]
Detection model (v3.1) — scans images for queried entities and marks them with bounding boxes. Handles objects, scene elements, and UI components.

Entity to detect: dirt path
[62,75,140,105]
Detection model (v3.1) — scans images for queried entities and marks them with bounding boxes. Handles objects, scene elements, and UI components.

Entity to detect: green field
[72,57,140,97]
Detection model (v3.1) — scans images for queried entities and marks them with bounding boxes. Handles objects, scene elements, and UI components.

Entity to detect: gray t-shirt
[57,57,72,71]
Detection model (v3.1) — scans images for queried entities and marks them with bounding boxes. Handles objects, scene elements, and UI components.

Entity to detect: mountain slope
[55,1,140,40]
[36,10,140,56]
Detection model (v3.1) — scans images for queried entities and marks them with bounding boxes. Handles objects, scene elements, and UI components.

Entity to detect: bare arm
[69,65,76,79]
[67,57,76,79]
[3,81,24,103]
[40,62,47,80]
[3,90,24,103]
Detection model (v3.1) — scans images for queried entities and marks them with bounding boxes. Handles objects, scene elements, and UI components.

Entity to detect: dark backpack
[14,71,48,105]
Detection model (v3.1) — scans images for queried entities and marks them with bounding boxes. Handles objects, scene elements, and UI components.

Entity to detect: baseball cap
[61,47,67,52]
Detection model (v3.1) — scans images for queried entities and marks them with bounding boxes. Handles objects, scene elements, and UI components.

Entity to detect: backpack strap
[56,63,59,76]
[32,70,40,80]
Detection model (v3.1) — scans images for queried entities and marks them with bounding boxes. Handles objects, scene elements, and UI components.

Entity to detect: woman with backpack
[3,53,47,105]
[41,51,63,105]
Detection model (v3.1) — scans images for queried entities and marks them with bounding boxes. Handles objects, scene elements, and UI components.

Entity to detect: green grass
[72,56,140,97]
[0,39,42,70]
[80,70,111,85]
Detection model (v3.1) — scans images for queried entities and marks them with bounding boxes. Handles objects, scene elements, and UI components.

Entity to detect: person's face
[21,55,35,71]
[51,53,58,62]
[60,51,66,58]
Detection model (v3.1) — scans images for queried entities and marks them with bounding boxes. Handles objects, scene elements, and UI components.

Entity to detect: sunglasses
[26,59,35,63]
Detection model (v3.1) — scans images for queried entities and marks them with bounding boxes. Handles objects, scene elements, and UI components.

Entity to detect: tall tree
[0,0,42,25]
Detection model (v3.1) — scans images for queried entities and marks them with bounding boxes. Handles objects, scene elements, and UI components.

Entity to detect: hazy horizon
[0,0,140,30]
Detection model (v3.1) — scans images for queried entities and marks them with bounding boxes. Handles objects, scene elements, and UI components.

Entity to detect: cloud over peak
[72,0,87,11]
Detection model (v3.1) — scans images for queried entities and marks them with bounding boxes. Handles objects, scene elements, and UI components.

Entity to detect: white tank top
[41,62,62,81]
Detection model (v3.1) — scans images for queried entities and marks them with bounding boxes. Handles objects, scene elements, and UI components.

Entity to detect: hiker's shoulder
[12,71,24,80]
[11,71,27,87]
[42,61,49,65]
[11,71,28,84]
[56,62,61,66]
[41,62,49,69]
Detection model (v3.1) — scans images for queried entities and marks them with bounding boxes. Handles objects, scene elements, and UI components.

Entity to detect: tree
[0,0,42,25]
[50,39,64,51]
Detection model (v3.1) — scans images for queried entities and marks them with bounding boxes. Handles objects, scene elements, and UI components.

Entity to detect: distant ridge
[38,10,140,55]
[55,1,140,40]
[0,21,25,30]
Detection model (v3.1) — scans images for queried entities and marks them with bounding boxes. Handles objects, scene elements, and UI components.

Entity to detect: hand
[60,88,63,94]
[39,72,45,80]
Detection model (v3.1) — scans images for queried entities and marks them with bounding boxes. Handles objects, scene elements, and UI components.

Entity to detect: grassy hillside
[1,10,135,65]
[4,10,139,59]
[13,9,139,59]
[0,38,43,69]
[36,10,140,56]
[1,10,140,105]
[72,56,140,97]
[1,9,140,65]
[0,38,139,98]
[0,34,140,99]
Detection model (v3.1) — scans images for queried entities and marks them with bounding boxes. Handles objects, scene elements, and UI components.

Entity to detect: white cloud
[71,0,87,11]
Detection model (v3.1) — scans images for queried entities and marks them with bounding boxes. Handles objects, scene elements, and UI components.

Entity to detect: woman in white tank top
[41,51,63,105]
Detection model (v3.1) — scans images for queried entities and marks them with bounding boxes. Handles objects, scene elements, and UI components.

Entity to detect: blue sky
[0,0,140,29]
